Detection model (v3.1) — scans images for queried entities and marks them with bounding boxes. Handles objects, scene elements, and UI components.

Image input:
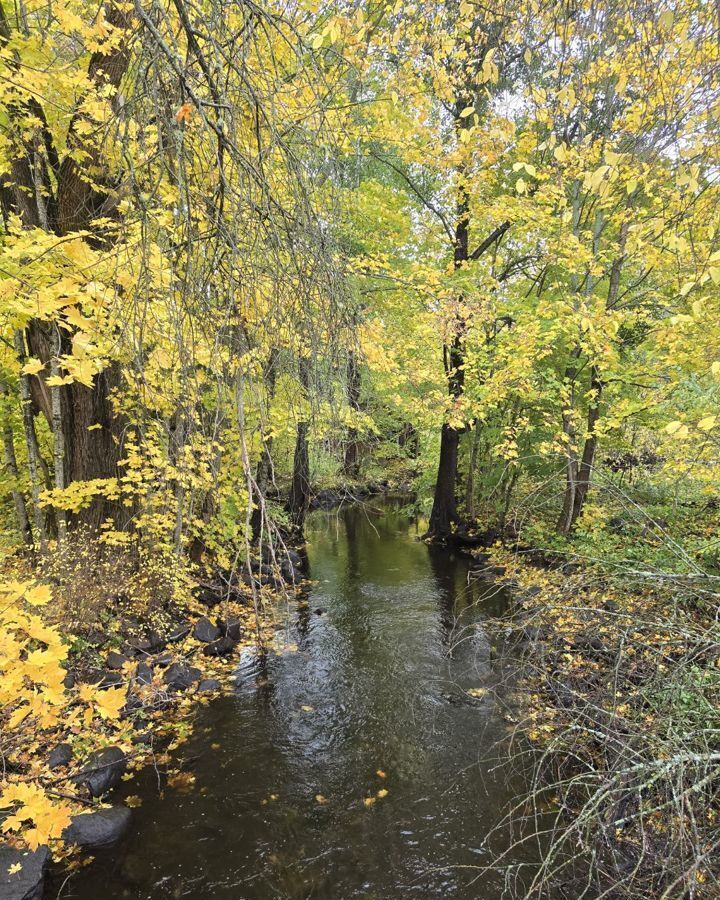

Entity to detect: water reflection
[52,496,536,900]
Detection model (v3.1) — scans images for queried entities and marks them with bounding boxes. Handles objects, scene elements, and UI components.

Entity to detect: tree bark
[343,350,362,478]
[557,223,628,534]
[287,357,311,532]
[0,3,131,534]
[251,348,278,543]
[13,332,48,556]
[427,144,469,539]
[0,382,34,553]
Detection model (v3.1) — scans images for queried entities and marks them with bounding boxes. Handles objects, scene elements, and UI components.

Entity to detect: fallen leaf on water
[467,687,489,699]
[315,794,327,804]
[363,796,376,808]
[167,771,195,793]
[377,788,389,798]
[376,769,387,778]
[125,795,143,808]
[301,705,314,712]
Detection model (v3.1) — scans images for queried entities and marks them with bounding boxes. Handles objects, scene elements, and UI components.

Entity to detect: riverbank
[0,548,306,899]
[482,547,720,898]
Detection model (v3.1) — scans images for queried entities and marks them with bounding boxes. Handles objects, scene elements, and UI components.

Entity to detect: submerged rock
[63,807,132,848]
[75,746,127,797]
[0,845,49,900]
[198,678,221,692]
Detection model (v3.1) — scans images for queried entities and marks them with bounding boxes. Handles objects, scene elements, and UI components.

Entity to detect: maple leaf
[94,686,126,721]
[24,584,52,607]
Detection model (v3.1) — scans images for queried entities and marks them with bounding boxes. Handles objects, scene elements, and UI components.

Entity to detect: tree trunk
[428,423,460,538]
[557,223,627,534]
[49,331,67,545]
[251,348,278,543]
[0,2,131,535]
[465,426,479,520]
[287,357,311,532]
[343,350,362,478]
[427,136,469,540]
[0,382,34,553]
[13,332,48,556]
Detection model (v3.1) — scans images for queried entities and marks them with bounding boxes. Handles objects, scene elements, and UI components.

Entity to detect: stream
[53,496,536,899]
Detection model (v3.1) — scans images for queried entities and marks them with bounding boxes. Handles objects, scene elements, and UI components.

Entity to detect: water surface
[55,498,532,899]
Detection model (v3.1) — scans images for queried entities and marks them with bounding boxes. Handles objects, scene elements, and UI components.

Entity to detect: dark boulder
[85,628,107,647]
[152,652,174,667]
[63,806,132,848]
[130,630,166,654]
[198,678,221,692]
[47,743,72,770]
[193,616,221,643]
[75,746,127,798]
[217,616,241,642]
[163,663,202,691]
[83,668,124,689]
[106,651,129,670]
[0,845,49,900]
[166,622,190,643]
[202,636,237,657]
[134,662,154,685]
[193,584,222,608]
[62,672,75,689]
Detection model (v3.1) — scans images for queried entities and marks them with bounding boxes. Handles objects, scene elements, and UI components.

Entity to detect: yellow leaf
[94,686,126,721]
[21,358,45,376]
[24,584,52,607]
[698,416,717,432]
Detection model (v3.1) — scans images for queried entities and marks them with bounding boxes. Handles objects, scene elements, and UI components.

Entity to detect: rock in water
[63,807,132,848]
[193,616,221,643]
[75,746,127,797]
[0,845,49,900]
[198,678,221,692]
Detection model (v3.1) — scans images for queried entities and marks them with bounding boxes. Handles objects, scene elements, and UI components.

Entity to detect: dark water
[53,498,534,900]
